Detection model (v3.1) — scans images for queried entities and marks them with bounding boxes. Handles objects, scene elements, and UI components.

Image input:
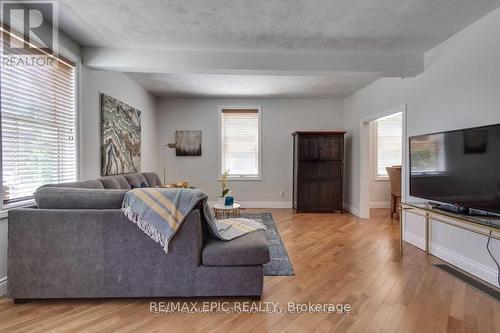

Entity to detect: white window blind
[220,108,260,178]
[410,134,446,174]
[375,112,403,177]
[1,44,76,205]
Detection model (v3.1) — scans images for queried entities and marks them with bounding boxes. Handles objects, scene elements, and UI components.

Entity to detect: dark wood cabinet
[292,131,345,213]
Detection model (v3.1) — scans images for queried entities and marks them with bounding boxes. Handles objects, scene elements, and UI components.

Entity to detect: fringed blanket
[122,188,265,253]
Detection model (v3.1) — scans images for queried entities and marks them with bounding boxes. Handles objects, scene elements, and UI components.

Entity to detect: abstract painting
[101,93,141,175]
[176,130,202,156]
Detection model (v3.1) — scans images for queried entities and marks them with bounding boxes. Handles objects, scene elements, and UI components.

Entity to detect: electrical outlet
[279,190,285,197]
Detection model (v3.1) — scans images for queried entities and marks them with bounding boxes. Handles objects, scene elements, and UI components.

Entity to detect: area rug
[241,212,295,276]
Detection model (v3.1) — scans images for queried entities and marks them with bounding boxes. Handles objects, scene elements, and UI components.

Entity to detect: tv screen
[409,123,500,214]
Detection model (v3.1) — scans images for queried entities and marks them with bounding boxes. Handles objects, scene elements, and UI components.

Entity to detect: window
[219,107,261,180]
[0,32,76,207]
[374,112,403,179]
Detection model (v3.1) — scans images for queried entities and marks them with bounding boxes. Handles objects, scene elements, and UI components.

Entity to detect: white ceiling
[125,73,381,98]
[59,0,500,52]
[58,0,500,98]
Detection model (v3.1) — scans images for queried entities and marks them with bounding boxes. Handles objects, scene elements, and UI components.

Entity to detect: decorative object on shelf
[213,203,241,219]
[219,170,229,202]
[175,130,202,156]
[163,181,191,188]
[224,195,234,206]
[101,93,141,176]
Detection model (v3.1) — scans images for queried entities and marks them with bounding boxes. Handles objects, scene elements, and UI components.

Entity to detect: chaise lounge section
[7,172,270,302]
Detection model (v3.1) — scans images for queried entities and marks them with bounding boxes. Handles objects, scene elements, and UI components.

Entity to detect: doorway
[359,105,406,218]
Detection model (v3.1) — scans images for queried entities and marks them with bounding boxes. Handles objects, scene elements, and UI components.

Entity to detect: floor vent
[434,264,500,302]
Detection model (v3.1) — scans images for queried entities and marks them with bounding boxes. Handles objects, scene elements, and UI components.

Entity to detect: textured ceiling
[125,73,381,98]
[58,0,500,98]
[59,0,500,52]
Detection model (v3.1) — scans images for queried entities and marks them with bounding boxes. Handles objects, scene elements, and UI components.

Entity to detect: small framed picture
[175,130,202,156]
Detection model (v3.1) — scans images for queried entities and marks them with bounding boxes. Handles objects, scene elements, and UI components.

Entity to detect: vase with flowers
[218,170,230,205]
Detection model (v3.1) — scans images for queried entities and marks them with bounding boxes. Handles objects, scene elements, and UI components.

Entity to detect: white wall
[369,179,391,207]
[343,7,500,286]
[79,68,159,180]
[157,98,343,205]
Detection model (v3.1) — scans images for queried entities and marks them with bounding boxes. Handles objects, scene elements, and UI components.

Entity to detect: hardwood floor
[0,209,498,332]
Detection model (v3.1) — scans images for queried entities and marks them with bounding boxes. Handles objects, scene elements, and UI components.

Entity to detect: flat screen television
[409,123,500,214]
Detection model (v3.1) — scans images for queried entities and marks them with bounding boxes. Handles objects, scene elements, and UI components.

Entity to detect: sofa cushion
[39,179,105,189]
[99,177,121,189]
[142,172,162,187]
[34,187,128,209]
[202,230,270,266]
[100,175,131,189]
[123,173,149,188]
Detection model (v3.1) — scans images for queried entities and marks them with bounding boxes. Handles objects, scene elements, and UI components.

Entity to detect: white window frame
[372,112,403,181]
[218,105,262,181]
[372,121,389,181]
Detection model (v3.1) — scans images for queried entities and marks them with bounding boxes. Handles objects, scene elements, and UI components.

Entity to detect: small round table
[213,203,241,219]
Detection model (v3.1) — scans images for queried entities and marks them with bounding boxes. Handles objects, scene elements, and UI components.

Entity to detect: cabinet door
[299,161,342,180]
[319,180,342,210]
[298,136,319,161]
[318,136,343,160]
[297,181,320,210]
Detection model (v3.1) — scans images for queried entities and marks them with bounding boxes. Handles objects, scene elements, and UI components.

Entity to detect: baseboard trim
[0,276,7,297]
[369,201,391,208]
[208,201,292,209]
[404,231,499,287]
[343,202,361,217]
[403,231,426,250]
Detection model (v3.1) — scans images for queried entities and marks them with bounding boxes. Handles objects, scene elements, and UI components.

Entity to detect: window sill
[374,176,390,181]
[225,176,262,181]
[0,199,36,219]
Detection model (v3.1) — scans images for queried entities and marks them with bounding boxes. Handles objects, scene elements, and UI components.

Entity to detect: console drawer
[299,161,341,180]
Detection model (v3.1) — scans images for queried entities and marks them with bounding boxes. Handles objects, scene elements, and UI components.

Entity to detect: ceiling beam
[82,47,423,77]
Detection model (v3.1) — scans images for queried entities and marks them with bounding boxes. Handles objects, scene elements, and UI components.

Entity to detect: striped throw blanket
[122,188,265,253]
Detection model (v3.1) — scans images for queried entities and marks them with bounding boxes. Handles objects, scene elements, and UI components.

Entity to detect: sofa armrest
[8,208,204,298]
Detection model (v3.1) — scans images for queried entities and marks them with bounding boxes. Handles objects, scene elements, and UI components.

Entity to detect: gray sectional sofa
[8,172,270,302]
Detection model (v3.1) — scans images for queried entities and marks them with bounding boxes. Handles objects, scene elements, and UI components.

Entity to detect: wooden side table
[213,203,241,219]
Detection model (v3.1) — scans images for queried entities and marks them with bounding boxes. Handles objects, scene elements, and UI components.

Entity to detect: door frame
[359,104,407,218]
